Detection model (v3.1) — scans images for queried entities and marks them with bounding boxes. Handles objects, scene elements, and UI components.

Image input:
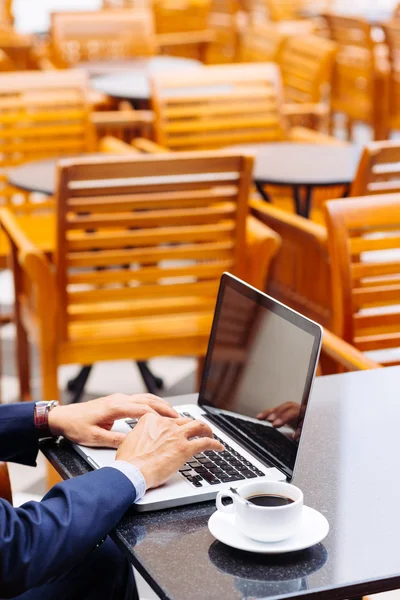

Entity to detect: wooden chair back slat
[51,9,156,67]
[325,193,400,365]
[351,141,400,197]
[151,63,287,150]
[55,152,253,340]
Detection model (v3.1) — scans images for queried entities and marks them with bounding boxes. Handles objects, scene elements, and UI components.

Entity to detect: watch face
[35,401,49,406]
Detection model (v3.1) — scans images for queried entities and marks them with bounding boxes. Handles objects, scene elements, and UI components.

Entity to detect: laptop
[74,273,323,512]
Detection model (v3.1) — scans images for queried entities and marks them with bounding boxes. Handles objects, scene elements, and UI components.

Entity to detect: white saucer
[208,505,329,554]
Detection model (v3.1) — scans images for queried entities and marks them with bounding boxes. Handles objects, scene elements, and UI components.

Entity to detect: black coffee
[247,494,294,507]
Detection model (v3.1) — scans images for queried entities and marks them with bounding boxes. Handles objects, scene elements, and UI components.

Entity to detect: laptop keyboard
[126,412,264,488]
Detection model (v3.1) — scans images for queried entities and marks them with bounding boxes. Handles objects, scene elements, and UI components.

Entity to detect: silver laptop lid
[199,273,323,480]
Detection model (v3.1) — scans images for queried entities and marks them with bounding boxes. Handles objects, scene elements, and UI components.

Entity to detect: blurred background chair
[350,140,400,196]
[324,13,389,140]
[49,9,156,69]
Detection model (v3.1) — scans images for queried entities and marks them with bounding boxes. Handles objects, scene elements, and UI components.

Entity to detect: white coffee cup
[216,480,303,542]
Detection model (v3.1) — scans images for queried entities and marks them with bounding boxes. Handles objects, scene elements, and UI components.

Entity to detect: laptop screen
[199,273,322,479]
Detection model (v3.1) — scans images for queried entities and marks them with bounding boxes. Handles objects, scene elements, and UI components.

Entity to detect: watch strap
[34,401,59,438]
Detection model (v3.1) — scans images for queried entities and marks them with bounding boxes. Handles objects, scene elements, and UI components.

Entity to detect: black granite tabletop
[41,367,400,600]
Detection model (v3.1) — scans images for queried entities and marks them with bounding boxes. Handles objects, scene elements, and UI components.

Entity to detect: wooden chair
[279,34,337,131]
[325,193,400,366]
[0,151,283,406]
[151,62,344,150]
[324,13,389,140]
[238,31,337,131]
[50,9,156,68]
[350,140,400,197]
[153,0,214,61]
[380,21,400,138]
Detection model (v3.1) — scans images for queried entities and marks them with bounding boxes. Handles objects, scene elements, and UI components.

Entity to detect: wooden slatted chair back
[55,152,253,342]
[351,141,400,197]
[324,14,376,124]
[325,194,400,366]
[381,21,400,134]
[50,9,156,67]
[238,22,284,62]
[279,34,337,104]
[151,62,287,150]
[0,70,93,213]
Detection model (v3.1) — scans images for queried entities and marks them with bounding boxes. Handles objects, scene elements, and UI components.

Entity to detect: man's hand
[48,393,179,448]
[116,413,224,490]
[257,402,301,429]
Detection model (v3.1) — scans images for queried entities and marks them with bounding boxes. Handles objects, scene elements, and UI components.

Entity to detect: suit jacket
[0,403,136,598]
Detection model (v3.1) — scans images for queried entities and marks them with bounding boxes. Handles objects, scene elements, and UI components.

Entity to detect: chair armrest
[0,208,55,291]
[132,138,170,154]
[288,126,349,146]
[250,198,328,246]
[245,215,281,290]
[99,136,139,154]
[321,329,382,371]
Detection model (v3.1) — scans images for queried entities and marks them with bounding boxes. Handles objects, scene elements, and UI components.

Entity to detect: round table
[90,56,202,105]
[8,155,105,196]
[232,143,362,218]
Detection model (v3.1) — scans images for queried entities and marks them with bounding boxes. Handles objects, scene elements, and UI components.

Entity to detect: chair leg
[136,361,164,395]
[10,244,31,401]
[68,365,92,404]
[38,344,61,490]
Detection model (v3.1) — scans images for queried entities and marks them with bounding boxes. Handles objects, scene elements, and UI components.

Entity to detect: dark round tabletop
[233,143,362,188]
[8,155,104,196]
[90,56,202,101]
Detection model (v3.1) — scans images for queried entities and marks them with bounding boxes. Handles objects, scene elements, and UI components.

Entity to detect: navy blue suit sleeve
[0,467,136,598]
[0,402,39,466]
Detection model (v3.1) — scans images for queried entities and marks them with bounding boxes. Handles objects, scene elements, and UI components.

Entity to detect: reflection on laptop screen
[199,275,321,478]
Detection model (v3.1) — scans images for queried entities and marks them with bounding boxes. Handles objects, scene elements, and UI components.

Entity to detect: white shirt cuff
[109,461,147,502]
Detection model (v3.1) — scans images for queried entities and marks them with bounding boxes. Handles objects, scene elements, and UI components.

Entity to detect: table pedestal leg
[255,181,271,203]
[293,185,313,219]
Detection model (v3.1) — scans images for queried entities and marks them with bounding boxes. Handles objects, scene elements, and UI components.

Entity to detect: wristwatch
[34,401,59,438]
